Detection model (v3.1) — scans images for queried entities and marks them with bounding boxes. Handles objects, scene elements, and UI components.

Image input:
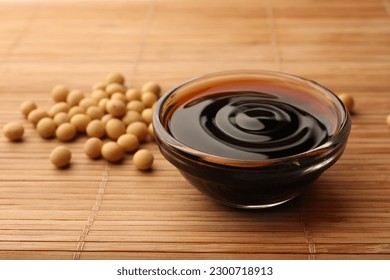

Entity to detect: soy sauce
[168,91,329,160]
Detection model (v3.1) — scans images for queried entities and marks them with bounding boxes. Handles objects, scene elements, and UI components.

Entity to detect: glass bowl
[153,70,351,209]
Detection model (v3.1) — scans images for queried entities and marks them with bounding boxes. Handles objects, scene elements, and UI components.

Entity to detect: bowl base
[180,170,316,209]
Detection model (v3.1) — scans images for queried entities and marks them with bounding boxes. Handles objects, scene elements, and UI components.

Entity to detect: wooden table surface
[0,0,390,260]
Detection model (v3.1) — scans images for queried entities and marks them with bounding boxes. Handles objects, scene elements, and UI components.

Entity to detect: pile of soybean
[2,72,158,170]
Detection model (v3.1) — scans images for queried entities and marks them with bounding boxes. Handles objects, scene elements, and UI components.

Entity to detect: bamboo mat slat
[0,0,390,260]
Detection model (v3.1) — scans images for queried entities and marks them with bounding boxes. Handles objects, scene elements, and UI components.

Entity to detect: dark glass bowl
[153,70,351,209]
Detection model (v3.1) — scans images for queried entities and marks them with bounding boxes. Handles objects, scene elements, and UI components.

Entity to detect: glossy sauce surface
[168,91,329,160]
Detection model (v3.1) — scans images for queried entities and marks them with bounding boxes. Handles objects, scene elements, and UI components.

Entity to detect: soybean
[105,118,126,140]
[98,98,110,112]
[122,110,142,126]
[91,89,108,101]
[79,97,97,109]
[70,114,91,133]
[51,85,69,103]
[101,141,124,162]
[92,81,107,91]
[86,106,104,120]
[126,88,142,101]
[50,146,71,168]
[141,91,157,108]
[106,72,125,85]
[111,92,127,103]
[53,112,69,126]
[106,83,126,95]
[28,108,49,126]
[68,106,86,118]
[126,121,148,142]
[84,137,103,159]
[56,123,77,142]
[141,108,153,125]
[127,100,145,113]
[67,89,84,106]
[338,93,354,113]
[101,114,113,126]
[3,122,24,141]
[36,117,56,139]
[106,99,126,118]
[133,149,154,171]
[86,120,105,138]
[142,82,161,96]
[117,134,139,152]
[20,100,37,118]
[48,102,70,117]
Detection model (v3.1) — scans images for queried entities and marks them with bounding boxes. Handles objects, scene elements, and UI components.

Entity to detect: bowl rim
[153,70,351,167]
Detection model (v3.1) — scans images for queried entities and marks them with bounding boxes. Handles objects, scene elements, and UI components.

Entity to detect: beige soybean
[338,93,354,113]
[66,89,84,106]
[3,122,24,141]
[86,106,104,120]
[105,118,126,140]
[106,72,125,85]
[51,85,69,103]
[126,121,148,142]
[127,100,145,113]
[92,81,107,91]
[142,82,161,96]
[53,112,69,126]
[133,149,154,171]
[141,91,158,108]
[91,89,108,101]
[56,123,77,142]
[48,102,70,117]
[111,92,128,103]
[84,137,103,159]
[70,114,91,132]
[68,106,86,118]
[79,97,97,109]
[106,99,126,118]
[98,98,110,112]
[141,108,153,125]
[101,141,124,162]
[50,146,71,168]
[101,114,113,126]
[126,88,142,101]
[28,108,49,126]
[117,134,139,152]
[20,100,37,118]
[122,110,142,126]
[86,119,105,138]
[106,83,126,95]
[36,117,56,139]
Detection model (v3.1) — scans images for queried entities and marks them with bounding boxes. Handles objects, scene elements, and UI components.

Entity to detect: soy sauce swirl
[168,92,329,160]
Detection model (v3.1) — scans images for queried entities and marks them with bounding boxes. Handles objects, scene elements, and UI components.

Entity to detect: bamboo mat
[0,0,390,260]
